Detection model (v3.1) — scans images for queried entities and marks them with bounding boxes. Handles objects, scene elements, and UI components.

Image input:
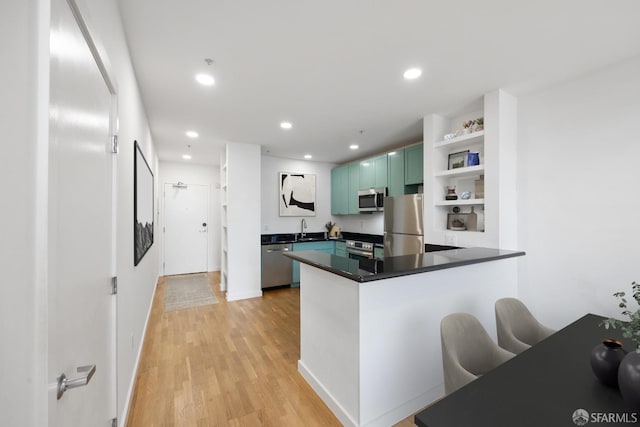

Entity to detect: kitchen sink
[296,237,319,242]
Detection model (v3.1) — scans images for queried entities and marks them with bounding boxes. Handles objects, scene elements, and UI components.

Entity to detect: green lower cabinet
[335,240,347,257]
[291,241,336,286]
[374,246,384,259]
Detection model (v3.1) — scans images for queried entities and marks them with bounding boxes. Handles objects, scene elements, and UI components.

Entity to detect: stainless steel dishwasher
[261,243,293,288]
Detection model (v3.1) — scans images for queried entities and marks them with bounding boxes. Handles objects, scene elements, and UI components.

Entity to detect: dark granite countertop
[261,232,384,245]
[283,247,525,283]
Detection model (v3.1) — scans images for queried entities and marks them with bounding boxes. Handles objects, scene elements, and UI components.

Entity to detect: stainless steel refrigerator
[384,194,424,257]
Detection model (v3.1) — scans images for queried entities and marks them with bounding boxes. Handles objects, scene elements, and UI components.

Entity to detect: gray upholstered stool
[495,297,555,354]
[441,313,515,394]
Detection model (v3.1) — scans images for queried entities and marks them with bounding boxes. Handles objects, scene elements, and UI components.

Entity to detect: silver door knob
[57,364,96,400]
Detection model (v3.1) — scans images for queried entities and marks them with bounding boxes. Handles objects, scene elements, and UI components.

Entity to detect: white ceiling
[117,0,640,167]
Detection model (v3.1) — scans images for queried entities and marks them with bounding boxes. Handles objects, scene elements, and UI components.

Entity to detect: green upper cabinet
[331,161,365,215]
[359,159,375,189]
[374,155,388,188]
[331,165,349,215]
[404,143,424,185]
[348,163,360,214]
[387,149,405,196]
[359,154,388,190]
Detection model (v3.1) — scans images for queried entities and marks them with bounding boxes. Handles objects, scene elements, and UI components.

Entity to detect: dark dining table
[415,314,639,427]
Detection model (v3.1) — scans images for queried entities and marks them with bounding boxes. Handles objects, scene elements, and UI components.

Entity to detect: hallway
[126,273,340,426]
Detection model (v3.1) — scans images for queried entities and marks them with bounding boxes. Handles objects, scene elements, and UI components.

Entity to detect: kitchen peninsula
[285,247,525,427]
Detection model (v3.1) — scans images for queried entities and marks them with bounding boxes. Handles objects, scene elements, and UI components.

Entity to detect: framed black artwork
[134,140,154,265]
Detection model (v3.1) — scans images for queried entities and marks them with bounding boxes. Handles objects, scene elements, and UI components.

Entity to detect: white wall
[261,155,337,234]
[517,55,640,329]
[159,161,221,271]
[226,143,262,301]
[0,1,48,425]
[261,155,384,236]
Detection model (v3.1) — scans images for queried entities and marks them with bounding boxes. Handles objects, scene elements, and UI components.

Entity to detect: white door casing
[163,183,209,275]
[48,0,116,425]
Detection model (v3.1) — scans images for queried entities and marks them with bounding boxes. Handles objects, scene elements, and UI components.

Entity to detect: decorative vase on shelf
[618,351,640,407]
[590,339,627,388]
[445,187,457,201]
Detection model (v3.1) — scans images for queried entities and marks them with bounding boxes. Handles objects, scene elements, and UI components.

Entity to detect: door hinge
[111,276,118,295]
[111,135,119,154]
[111,417,117,427]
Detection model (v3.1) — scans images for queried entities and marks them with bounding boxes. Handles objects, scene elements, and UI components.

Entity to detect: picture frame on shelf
[448,150,469,170]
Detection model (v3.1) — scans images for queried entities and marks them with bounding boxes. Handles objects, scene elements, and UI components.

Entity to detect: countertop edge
[361,250,525,282]
[285,248,525,283]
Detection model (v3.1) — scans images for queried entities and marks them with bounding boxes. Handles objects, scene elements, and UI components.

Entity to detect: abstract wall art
[279,172,316,217]
[134,140,154,265]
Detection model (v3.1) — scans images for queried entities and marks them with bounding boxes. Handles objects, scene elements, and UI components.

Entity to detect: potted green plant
[475,117,484,131]
[602,281,640,348]
[602,281,640,405]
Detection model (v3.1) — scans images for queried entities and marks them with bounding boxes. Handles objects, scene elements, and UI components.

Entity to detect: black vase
[618,351,640,407]
[591,339,627,387]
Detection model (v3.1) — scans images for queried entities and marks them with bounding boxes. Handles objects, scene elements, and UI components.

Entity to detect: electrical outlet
[444,234,457,245]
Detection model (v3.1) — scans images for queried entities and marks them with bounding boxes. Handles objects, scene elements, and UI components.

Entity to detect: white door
[48,0,116,425]
[164,183,209,275]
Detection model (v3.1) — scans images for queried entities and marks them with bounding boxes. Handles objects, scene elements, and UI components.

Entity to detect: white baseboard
[298,360,444,427]
[119,274,160,426]
[225,290,262,301]
[298,360,358,427]
[362,384,444,427]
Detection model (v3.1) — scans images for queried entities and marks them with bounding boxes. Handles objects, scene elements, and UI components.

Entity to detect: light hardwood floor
[126,272,422,426]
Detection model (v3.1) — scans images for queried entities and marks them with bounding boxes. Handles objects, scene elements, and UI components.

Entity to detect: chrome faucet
[301,218,307,238]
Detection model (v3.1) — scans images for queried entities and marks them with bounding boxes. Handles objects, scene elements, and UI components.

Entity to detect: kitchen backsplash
[335,213,384,235]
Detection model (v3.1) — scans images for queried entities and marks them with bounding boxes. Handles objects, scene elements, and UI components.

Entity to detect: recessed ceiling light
[350,144,359,150]
[304,154,312,159]
[403,68,422,80]
[182,154,192,160]
[280,122,292,129]
[186,130,199,138]
[195,73,215,86]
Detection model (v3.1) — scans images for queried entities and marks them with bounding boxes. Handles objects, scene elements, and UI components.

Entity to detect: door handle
[57,364,96,400]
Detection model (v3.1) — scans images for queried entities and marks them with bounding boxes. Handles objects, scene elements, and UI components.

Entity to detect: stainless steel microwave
[358,187,387,212]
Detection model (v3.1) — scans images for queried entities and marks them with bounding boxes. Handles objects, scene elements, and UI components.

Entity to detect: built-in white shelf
[434,198,485,207]
[435,228,485,234]
[433,131,484,149]
[435,164,485,178]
